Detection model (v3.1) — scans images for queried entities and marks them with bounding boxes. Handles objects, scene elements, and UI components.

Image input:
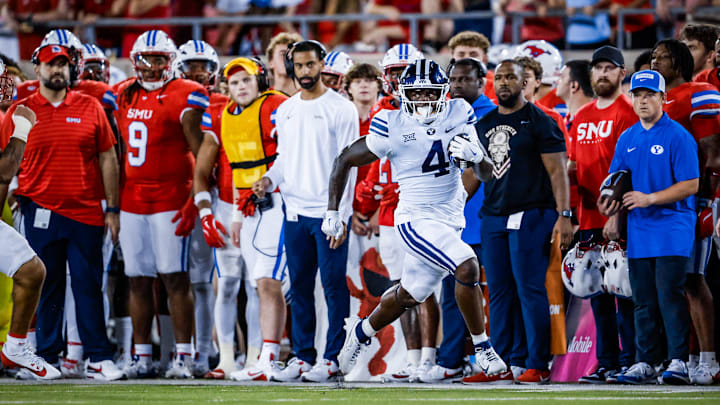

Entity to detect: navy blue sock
[354,320,370,344]
[474,340,492,352]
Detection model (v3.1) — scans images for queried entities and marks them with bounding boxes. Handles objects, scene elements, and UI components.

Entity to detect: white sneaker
[690,362,720,385]
[417,364,463,383]
[124,357,157,379]
[380,364,416,383]
[86,360,126,381]
[408,360,434,383]
[511,365,527,379]
[474,342,507,376]
[662,359,690,385]
[0,344,61,380]
[230,360,280,381]
[271,357,311,382]
[165,354,193,379]
[616,362,656,384]
[301,359,339,382]
[337,317,370,374]
[60,358,85,378]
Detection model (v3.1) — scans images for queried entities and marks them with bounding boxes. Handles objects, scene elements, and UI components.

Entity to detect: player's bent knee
[13,256,45,287]
[454,258,480,288]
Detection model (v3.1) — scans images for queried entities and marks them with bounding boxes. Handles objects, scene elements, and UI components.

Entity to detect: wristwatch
[559,210,573,218]
[105,206,120,214]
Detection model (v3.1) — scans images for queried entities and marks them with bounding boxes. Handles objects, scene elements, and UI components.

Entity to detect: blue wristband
[105,206,120,214]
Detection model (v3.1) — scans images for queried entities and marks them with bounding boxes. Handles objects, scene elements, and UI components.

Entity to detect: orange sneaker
[516,368,550,385]
[461,370,514,385]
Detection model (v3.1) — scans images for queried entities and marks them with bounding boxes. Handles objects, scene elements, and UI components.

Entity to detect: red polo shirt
[1,90,116,225]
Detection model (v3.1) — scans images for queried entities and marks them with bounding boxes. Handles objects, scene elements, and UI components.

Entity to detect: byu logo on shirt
[651,145,664,155]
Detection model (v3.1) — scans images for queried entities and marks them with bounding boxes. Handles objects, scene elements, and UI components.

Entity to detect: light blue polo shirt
[608,113,699,259]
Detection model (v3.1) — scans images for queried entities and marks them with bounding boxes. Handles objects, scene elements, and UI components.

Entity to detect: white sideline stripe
[263,398,710,403]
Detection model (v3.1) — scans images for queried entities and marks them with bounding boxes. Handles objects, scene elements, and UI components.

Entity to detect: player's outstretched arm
[327,137,379,211]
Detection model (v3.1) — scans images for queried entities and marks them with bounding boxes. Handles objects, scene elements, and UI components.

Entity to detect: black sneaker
[579,367,617,384]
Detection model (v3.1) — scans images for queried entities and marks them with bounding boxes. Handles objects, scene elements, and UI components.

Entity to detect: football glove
[172,197,198,237]
[322,210,345,240]
[448,134,485,164]
[200,209,228,248]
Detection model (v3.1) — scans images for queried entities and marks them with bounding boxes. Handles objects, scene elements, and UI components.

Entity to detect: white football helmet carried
[380,43,424,95]
[562,241,605,299]
[514,40,563,86]
[80,43,110,83]
[174,40,219,87]
[601,241,632,299]
[130,30,178,91]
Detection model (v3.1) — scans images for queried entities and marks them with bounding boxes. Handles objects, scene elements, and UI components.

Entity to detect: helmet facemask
[400,84,448,124]
[133,53,174,91]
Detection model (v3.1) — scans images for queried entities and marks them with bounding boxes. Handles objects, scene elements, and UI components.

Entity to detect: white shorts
[395,219,475,302]
[0,219,36,278]
[379,225,405,281]
[214,199,246,280]
[119,211,189,278]
[240,193,286,287]
[216,0,250,13]
[188,216,215,284]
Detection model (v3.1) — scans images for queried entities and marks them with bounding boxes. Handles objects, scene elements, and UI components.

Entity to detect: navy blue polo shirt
[608,113,699,259]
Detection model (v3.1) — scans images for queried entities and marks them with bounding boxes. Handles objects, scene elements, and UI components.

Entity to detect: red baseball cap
[37,45,71,63]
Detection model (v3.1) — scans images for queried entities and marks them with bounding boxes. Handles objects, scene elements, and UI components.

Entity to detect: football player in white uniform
[325,59,507,379]
[0,70,60,379]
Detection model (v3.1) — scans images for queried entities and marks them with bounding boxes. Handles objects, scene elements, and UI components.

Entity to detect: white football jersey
[366,98,477,228]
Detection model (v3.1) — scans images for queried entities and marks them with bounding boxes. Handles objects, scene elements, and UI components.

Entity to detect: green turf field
[1,384,720,405]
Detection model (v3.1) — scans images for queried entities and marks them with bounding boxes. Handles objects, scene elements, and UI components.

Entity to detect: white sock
[215,277,240,345]
[407,349,421,367]
[420,347,436,365]
[159,314,175,365]
[115,317,132,361]
[700,351,717,365]
[176,343,193,358]
[471,332,489,345]
[66,341,83,361]
[27,329,36,350]
[260,340,281,364]
[218,341,235,370]
[134,343,152,364]
[192,282,215,362]
[361,318,378,338]
[4,333,26,355]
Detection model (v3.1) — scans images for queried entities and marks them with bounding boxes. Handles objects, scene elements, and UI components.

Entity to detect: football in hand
[599,170,632,204]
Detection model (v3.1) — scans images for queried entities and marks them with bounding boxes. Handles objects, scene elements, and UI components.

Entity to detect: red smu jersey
[696,68,720,91]
[16,79,117,111]
[115,78,209,214]
[664,82,720,143]
[0,91,115,226]
[570,94,638,230]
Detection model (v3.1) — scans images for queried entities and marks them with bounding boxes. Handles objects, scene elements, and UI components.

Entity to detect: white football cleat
[474,341,507,377]
[165,354,193,379]
[60,358,85,379]
[337,317,370,375]
[417,364,464,383]
[301,359,339,382]
[124,356,157,379]
[271,357,311,382]
[230,360,280,382]
[380,364,416,383]
[408,360,434,383]
[86,360,126,381]
[1,344,61,380]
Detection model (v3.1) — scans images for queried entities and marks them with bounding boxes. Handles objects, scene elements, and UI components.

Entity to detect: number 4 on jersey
[421,139,450,177]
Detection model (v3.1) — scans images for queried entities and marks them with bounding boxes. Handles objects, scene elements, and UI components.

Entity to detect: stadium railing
[47,7,719,50]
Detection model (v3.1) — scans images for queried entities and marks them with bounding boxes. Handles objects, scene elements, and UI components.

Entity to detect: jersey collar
[32,88,78,106]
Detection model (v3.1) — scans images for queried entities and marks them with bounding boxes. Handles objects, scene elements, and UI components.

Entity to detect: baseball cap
[37,45,71,63]
[590,45,625,68]
[630,70,665,93]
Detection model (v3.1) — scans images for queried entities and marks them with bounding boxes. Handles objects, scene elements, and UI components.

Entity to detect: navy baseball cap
[630,70,665,93]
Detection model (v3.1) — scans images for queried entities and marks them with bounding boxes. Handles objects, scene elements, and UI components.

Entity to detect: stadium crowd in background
[2,2,720,389]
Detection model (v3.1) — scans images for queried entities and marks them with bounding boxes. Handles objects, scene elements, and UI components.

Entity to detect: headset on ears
[447,57,487,79]
[250,57,270,92]
[283,40,328,80]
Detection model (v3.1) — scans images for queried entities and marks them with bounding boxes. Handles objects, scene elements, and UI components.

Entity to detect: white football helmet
[32,29,84,79]
[380,43,424,95]
[562,241,605,299]
[323,51,354,76]
[130,30,177,91]
[80,43,110,83]
[601,241,632,299]
[514,40,563,86]
[487,44,514,68]
[174,40,219,88]
[398,59,449,124]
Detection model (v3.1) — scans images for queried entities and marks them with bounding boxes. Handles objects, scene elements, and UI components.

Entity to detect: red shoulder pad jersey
[206,92,286,207]
[114,78,209,214]
[696,68,720,91]
[569,94,638,230]
[665,82,720,143]
[537,88,568,118]
[0,91,116,226]
[16,79,117,111]
[358,95,400,227]
[484,70,498,105]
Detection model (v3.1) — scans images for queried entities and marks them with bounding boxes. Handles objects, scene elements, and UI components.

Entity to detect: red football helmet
[0,59,15,103]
